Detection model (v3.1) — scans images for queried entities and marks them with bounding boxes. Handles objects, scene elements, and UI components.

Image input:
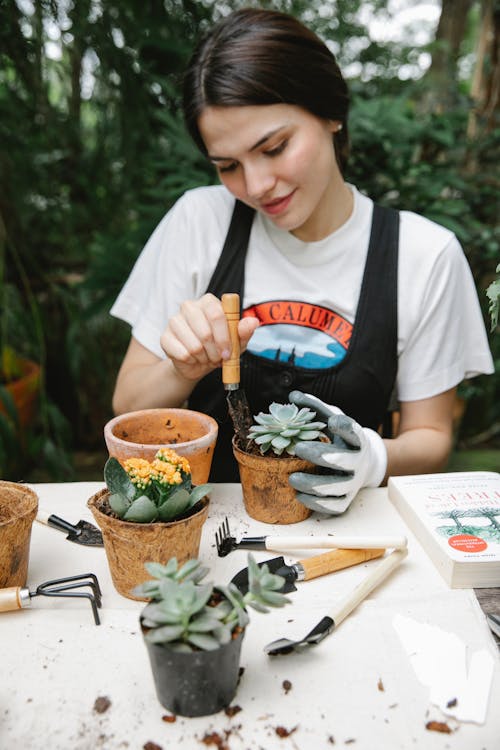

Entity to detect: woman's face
[198,104,346,242]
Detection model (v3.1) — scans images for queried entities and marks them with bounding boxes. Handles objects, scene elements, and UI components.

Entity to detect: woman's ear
[328,120,343,134]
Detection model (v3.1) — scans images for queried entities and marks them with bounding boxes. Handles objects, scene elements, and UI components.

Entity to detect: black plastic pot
[142,623,245,717]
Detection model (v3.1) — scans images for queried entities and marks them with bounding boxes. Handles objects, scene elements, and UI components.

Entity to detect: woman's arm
[383,387,457,480]
[112,293,259,414]
[112,338,194,413]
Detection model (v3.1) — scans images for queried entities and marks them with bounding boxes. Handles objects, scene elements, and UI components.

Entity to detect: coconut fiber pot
[0,481,38,587]
[142,624,244,717]
[232,438,313,524]
[87,489,210,600]
[104,408,218,485]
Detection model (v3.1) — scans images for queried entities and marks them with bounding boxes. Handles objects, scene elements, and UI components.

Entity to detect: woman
[110,9,493,512]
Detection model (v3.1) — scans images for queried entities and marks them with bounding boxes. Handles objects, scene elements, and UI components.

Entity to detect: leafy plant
[486,264,500,332]
[248,402,326,456]
[134,555,290,652]
[104,449,213,523]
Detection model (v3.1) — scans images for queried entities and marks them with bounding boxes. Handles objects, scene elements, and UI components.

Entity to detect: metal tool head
[264,616,335,656]
[34,572,102,625]
[231,556,297,594]
[215,517,237,557]
[226,390,253,445]
[67,520,103,547]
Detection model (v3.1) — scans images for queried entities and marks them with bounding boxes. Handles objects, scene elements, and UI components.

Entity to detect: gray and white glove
[288,390,387,515]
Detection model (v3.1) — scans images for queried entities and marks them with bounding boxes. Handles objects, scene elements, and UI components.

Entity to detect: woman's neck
[291,180,353,242]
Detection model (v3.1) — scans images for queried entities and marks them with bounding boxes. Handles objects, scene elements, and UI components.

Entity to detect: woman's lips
[261,190,295,216]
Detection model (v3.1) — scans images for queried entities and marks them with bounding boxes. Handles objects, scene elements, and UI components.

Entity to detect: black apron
[189,200,399,482]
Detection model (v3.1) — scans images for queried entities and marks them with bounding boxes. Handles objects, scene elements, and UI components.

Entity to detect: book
[388,471,500,588]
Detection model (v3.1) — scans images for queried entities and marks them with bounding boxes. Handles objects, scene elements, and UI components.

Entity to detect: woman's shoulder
[147,184,236,249]
[175,184,236,221]
[398,209,463,270]
[399,209,456,251]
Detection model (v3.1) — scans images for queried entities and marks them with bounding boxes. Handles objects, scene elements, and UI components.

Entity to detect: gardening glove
[287,390,387,515]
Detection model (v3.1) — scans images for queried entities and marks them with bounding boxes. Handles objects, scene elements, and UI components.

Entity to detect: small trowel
[221,292,253,444]
[231,547,385,594]
[36,511,103,547]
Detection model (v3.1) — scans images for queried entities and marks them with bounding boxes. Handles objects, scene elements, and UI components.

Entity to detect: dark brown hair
[183,8,350,172]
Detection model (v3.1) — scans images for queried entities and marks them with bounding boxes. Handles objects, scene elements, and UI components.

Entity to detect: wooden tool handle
[221,293,241,386]
[300,548,385,581]
[0,587,28,612]
[330,548,408,626]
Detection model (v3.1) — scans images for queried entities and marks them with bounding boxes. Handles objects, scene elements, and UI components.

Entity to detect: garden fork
[214,517,407,557]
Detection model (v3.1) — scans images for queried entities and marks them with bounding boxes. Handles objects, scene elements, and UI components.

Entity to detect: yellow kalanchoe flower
[151,458,182,486]
[156,448,190,475]
[124,457,152,489]
[123,449,190,492]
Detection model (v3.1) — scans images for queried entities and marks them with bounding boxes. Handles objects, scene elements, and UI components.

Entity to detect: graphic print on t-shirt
[243,300,352,369]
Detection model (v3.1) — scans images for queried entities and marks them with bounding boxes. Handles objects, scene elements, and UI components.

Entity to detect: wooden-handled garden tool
[36,511,103,546]
[221,292,253,444]
[216,516,408,557]
[264,548,408,655]
[0,573,102,625]
[231,547,386,594]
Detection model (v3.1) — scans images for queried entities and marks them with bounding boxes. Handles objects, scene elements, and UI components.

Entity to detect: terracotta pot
[87,488,210,600]
[142,621,244,717]
[1,357,41,428]
[0,481,38,587]
[232,438,313,524]
[104,408,218,485]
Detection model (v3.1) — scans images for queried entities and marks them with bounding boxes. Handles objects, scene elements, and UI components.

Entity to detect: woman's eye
[265,140,288,157]
[217,162,238,174]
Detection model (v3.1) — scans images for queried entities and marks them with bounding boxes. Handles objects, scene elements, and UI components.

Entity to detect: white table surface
[1,482,499,750]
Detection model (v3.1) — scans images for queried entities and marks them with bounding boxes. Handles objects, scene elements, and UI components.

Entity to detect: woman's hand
[160,293,259,382]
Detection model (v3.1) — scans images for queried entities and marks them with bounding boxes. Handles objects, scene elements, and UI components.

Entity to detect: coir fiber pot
[142,622,244,717]
[232,437,313,524]
[0,481,38,587]
[87,489,210,600]
[104,408,218,485]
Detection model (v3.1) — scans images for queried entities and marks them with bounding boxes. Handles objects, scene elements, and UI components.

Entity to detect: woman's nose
[244,164,276,200]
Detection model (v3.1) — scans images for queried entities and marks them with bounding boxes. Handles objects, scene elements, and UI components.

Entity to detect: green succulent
[134,555,290,652]
[247,402,326,456]
[104,456,213,523]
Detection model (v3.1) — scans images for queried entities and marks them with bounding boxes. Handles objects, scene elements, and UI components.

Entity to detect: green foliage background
[0,0,498,478]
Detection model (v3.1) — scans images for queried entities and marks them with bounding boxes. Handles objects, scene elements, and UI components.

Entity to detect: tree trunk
[467,0,500,137]
[422,0,475,112]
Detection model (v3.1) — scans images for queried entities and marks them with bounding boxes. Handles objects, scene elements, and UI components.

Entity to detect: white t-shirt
[111,184,494,402]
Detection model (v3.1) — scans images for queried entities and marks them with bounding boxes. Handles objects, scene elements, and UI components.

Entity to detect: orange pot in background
[2,357,41,428]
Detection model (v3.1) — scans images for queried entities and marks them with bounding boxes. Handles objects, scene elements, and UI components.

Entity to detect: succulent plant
[247,402,326,456]
[104,449,213,523]
[134,555,290,652]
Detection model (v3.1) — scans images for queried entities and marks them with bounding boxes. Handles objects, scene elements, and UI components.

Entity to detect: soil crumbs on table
[224,705,242,717]
[93,696,111,714]
[426,720,452,734]
[201,730,231,749]
[161,714,177,723]
[275,725,298,738]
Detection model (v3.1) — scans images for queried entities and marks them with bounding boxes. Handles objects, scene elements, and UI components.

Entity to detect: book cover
[388,471,500,588]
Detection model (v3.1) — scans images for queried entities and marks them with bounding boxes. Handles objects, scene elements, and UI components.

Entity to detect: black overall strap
[346,203,399,376]
[335,203,399,433]
[206,199,255,299]
[188,199,254,481]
